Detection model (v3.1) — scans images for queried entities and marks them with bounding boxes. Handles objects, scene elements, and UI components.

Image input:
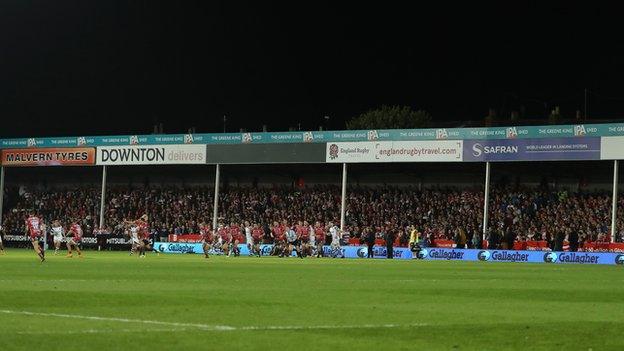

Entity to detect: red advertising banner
[168,234,203,243]
[1,148,96,167]
[432,239,624,253]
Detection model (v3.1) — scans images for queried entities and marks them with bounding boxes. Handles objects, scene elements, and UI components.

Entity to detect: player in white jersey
[244,221,253,256]
[128,223,141,256]
[329,222,342,257]
[50,220,65,255]
[308,224,316,256]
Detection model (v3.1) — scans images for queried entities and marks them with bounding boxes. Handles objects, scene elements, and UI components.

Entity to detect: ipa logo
[367,130,379,141]
[241,133,252,143]
[77,137,87,146]
[129,135,139,145]
[303,132,314,143]
[574,125,586,136]
[436,129,448,139]
[506,127,518,139]
[184,134,194,144]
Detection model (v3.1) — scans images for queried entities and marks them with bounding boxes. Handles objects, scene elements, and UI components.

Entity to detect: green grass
[0,249,623,351]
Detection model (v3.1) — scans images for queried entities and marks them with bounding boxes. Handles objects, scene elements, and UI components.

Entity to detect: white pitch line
[15,328,188,335]
[0,310,234,331]
[238,323,428,331]
[0,310,427,332]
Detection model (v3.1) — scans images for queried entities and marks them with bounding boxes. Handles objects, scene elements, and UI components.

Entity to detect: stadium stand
[2,185,623,249]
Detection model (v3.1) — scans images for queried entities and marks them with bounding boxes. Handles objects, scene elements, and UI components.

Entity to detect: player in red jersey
[25,212,45,262]
[251,222,264,257]
[136,215,151,258]
[217,224,231,256]
[199,222,213,259]
[297,220,310,258]
[314,221,326,258]
[66,220,84,258]
[229,222,241,257]
[270,221,285,256]
[126,214,150,258]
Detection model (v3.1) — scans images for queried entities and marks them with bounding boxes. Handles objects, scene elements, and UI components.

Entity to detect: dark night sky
[0,2,622,138]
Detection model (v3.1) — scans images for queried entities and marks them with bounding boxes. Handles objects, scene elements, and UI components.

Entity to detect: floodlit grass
[0,249,623,350]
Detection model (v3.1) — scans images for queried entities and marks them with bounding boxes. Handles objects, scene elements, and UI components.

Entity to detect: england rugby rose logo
[329,144,339,160]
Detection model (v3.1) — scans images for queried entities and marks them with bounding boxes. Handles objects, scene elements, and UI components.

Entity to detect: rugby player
[66,220,84,258]
[314,221,325,258]
[25,212,45,262]
[284,223,303,259]
[136,215,150,258]
[244,221,253,256]
[270,221,285,256]
[251,222,263,257]
[329,222,342,257]
[217,224,231,256]
[50,220,65,255]
[297,220,310,257]
[199,221,213,259]
[126,215,150,258]
[229,222,241,257]
[308,222,316,257]
[126,222,140,256]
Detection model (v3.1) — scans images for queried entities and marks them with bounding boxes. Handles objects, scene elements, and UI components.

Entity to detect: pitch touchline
[0,310,234,331]
[0,310,427,331]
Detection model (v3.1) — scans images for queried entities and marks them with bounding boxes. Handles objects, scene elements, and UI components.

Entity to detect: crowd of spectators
[2,185,624,247]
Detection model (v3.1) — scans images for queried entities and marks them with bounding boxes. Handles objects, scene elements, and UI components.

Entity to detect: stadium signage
[600,136,624,160]
[96,144,206,165]
[152,243,623,265]
[463,137,601,162]
[0,147,96,167]
[477,250,530,262]
[6,123,624,149]
[154,242,414,259]
[419,248,618,265]
[326,141,463,163]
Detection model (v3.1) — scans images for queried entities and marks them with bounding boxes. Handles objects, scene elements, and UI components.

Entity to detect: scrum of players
[197,219,342,259]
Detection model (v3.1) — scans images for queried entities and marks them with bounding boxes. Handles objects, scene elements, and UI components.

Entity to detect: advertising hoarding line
[1,148,96,167]
[3,122,624,148]
[96,144,206,166]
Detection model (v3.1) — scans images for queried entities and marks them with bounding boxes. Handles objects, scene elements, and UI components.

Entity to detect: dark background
[1,2,622,138]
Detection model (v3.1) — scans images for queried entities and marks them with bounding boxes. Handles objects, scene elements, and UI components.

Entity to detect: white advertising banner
[601,136,624,160]
[96,144,206,165]
[326,140,463,163]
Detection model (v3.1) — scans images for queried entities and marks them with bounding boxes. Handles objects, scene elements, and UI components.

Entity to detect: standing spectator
[454,228,466,249]
[472,227,483,249]
[568,227,579,252]
[487,227,500,250]
[385,230,395,259]
[504,228,515,250]
[554,229,565,252]
[363,227,375,258]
